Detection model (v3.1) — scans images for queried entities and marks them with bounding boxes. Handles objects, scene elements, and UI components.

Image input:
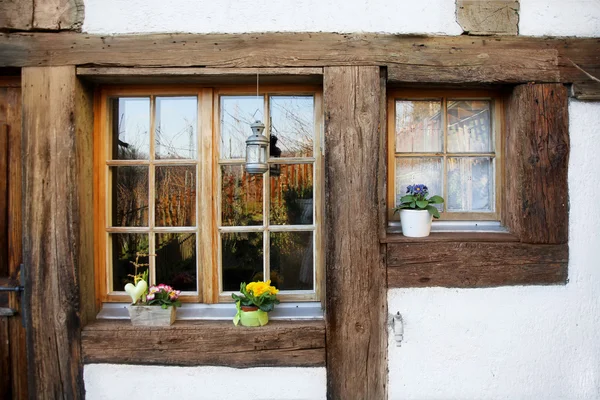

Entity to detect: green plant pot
[239,306,269,327]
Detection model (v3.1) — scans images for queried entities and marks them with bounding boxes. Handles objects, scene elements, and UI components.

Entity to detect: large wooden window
[94,86,323,304]
[387,90,503,224]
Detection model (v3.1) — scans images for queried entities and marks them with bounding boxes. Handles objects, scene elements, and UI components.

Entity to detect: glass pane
[270,96,314,158]
[220,96,264,159]
[221,232,263,292]
[270,164,313,225]
[156,166,197,227]
[447,157,494,212]
[395,158,443,207]
[221,165,263,226]
[111,97,150,160]
[395,100,443,153]
[155,97,198,159]
[111,233,149,292]
[270,231,313,291]
[155,233,197,292]
[447,100,492,153]
[111,166,149,227]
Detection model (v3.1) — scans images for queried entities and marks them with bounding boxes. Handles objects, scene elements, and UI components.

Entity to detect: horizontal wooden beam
[82,320,326,367]
[387,242,568,288]
[382,232,519,243]
[0,33,598,91]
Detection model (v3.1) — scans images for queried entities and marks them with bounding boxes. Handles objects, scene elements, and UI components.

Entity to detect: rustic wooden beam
[324,66,387,400]
[0,0,34,31]
[32,0,84,31]
[22,66,90,398]
[456,0,519,35]
[82,320,326,367]
[0,33,599,89]
[504,83,569,244]
[571,81,600,100]
[387,242,568,288]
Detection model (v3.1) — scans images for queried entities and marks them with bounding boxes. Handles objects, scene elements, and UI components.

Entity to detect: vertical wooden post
[504,83,569,244]
[22,66,93,399]
[324,66,388,399]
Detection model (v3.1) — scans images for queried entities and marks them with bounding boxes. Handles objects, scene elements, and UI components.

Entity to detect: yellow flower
[247,280,278,297]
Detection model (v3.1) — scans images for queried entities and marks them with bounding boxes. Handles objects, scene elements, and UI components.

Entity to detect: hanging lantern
[245,120,269,174]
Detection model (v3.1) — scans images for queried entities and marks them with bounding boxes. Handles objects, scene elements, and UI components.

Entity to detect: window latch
[389,311,404,347]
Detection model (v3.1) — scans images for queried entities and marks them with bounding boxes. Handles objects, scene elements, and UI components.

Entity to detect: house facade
[0,0,599,399]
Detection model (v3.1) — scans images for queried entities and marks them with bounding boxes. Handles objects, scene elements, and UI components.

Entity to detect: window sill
[82,319,326,367]
[383,232,568,288]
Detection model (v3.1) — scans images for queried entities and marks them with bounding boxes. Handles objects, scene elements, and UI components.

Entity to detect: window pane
[395,100,443,153]
[221,165,263,226]
[220,96,264,160]
[270,231,313,291]
[270,164,313,225]
[447,157,494,212]
[111,233,149,292]
[221,232,263,292]
[156,166,197,227]
[395,158,443,207]
[155,96,198,159]
[111,97,150,160]
[270,96,314,158]
[447,100,492,153]
[111,166,149,227]
[156,233,197,292]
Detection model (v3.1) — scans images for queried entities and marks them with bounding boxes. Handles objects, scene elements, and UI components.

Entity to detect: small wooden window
[387,89,503,223]
[94,85,324,304]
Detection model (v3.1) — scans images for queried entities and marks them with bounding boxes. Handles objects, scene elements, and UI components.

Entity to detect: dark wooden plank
[0,123,7,278]
[324,66,387,400]
[571,81,600,100]
[5,33,600,85]
[0,317,10,398]
[387,242,568,288]
[22,66,85,398]
[456,0,519,35]
[0,0,34,31]
[82,320,326,367]
[33,0,84,31]
[382,232,519,243]
[504,84,569,244]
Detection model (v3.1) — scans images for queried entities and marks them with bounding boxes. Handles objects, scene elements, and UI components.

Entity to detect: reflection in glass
[221,232,263,292]
[270,231,313,290]
[270,96,314,158]
[270,164,313,225]
[447,100,492,153]
[111,166,149,227]
[111,97,150,160]
[395,100,443,153]
[156,233,197,292]
[221,165,263,226]
[155,97,198,159]
[395,158,443,208]
[111,233,149,291]
[220,96,264,159]
[156,166,197,227]
[447,157,494,212]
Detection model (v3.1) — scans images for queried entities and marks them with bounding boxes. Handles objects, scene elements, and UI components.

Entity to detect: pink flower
[146,293,155,301]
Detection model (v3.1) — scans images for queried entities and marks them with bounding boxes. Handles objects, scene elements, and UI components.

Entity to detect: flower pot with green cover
[232,281,280,327]
[394,184,444,238]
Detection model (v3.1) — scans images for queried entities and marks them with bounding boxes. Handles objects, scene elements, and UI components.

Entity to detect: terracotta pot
[241,305,259,312]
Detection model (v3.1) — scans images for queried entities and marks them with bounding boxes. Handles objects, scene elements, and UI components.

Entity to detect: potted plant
[125,270,182,326]
[393,184,444,237]
[232,280,280,327]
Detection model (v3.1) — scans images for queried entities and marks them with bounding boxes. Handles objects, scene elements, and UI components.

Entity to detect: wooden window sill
[82,319,325,368]
[383,232,568,288]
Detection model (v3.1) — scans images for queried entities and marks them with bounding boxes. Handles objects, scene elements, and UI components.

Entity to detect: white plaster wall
[520,0,600,37]
[84,365,326,400]
[82,0,462,35]
[388,100,600,399]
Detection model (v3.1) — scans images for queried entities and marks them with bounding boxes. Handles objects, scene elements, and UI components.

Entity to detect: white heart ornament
[124,280,148,304]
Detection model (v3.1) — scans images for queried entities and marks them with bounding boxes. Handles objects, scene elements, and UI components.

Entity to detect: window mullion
[148,95,156,286]
[264,94,271,283]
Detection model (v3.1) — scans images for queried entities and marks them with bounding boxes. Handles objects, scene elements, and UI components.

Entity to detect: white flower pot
[399,209,433,237]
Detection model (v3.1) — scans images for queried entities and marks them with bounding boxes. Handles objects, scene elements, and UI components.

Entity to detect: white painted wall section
[82,0,462,35]
[84,365,326,400]
[388,100,600,399]
[520,0,600,37]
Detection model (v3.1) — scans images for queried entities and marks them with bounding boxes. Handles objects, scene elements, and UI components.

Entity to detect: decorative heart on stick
[124,280,148,304]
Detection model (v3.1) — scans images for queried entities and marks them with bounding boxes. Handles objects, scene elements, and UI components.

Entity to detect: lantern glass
[245,121,269,174]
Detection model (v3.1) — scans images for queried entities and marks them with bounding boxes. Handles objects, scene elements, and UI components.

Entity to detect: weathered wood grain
[382,232,519,243]
[0,123,7,278]
[571,81,600,100]
[456,0,519,35]
[504,84,569,244]
[22,66,86,398]
[0,0,33,31]
[324,66,387,400]
[387,242,568,288]
[82,320,326,367]
[33,0,84,31]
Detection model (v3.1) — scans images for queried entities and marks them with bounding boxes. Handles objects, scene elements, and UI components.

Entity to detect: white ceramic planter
[399,209,433,237]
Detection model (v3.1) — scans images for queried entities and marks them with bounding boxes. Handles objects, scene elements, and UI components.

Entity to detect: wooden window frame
[93,84,324,306]
[387,89,503,223]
